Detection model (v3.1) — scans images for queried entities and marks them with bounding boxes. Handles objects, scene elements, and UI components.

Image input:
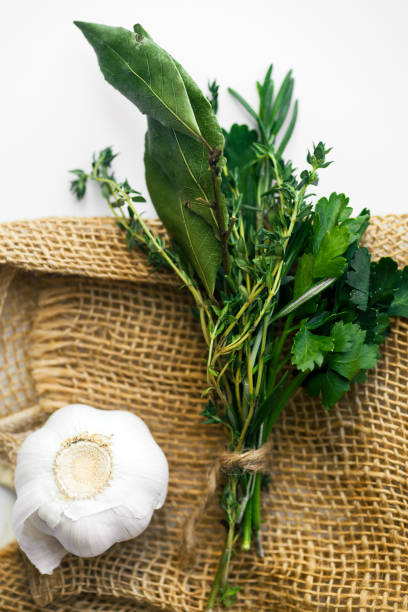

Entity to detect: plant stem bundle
[71,21,408,608]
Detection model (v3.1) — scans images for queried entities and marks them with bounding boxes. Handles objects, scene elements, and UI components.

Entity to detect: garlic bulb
[12,404,168,574]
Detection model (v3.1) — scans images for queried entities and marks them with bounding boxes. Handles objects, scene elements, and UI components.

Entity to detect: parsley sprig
[71,22,408,609]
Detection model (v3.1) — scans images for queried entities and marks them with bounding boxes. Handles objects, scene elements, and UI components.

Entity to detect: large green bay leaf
[145,135,222,296]
[146,117,218,230]
[172,56,227,230]
[74,21,201,140]
[133,21,224,154]
[76,21,227,294]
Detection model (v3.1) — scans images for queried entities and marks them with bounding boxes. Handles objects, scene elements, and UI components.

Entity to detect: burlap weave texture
[0,215,407,611]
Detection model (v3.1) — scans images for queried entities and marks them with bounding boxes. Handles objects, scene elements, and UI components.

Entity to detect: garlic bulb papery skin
[12,404,168,574]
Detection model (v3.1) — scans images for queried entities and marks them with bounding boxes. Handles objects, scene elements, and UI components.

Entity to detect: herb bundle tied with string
[70,21,408,610]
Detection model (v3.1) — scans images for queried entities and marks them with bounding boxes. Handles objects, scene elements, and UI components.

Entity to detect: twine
[182,441,272,559]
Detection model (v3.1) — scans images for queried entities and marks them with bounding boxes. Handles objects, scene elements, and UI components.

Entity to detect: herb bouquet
[71,22,408,609]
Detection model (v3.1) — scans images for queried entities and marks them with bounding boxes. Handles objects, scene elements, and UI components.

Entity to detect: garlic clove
[17,515,66,575]
[14,427,60,492]
[13,480,58,535]
[42,404,104,441]
[38,499,64,530]
[106,411,169,508]
[63,472,155,521]
[53,506,154,558]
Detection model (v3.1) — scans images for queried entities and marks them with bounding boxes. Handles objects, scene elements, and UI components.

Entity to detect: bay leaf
[74,21,201,141]
[145,136,222,296]
[76,20,227,294]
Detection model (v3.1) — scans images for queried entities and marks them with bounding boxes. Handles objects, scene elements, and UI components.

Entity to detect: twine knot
[182,441,272,559]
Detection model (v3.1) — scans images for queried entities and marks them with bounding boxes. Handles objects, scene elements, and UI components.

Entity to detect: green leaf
[258,64,274,125]
[74,21,202,140]
[269,70,292,132]
[307,142,333,170]
[223,124,258,197]
[389,266,408,317]
[342,209,370,245]
[220,584,241,608]
[250,371,289,434]
[306,310,342,330]
[207,79,219,114]
[69,170,88,200]
[144,140,221,295]
[227,87,259,124]
[369,257,400,305]
[201,400,220,424]
[312,193,351,254]
[307,370,351,410]
[146,117,220,231]
[291,323,334,372]
[294,253,314,298]
[310,194,366,280]
[357,309,390,344]
[330,320,355,352]
[328,321,379,380]
[271,71,294,134]
[76,21,227,294]
[172,57,224,152]
[224,124,258,172]
[305,319,381,409]
[276,99,298,157]
[155,56,228,234]
[228,86,267,141]
[346,247,371,311]
[274,277,336,321]
[313,225,350,278]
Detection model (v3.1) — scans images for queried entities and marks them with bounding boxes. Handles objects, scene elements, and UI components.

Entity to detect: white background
[0,0,407,222]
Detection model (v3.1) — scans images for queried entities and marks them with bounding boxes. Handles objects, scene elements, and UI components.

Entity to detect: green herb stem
[252,473,262,534]
[68,46,405,610]
[241,497,253,551]
[91,172,215,346]
[263,370,308,441]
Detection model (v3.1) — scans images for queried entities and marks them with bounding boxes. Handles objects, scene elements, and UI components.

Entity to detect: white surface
[0,0,407,223]
[0,486,16,548]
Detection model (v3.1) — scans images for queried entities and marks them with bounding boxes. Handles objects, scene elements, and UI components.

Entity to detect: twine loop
[182,441,272,559]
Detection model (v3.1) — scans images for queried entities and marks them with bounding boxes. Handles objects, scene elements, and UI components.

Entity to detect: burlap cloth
[0,215,408,611]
